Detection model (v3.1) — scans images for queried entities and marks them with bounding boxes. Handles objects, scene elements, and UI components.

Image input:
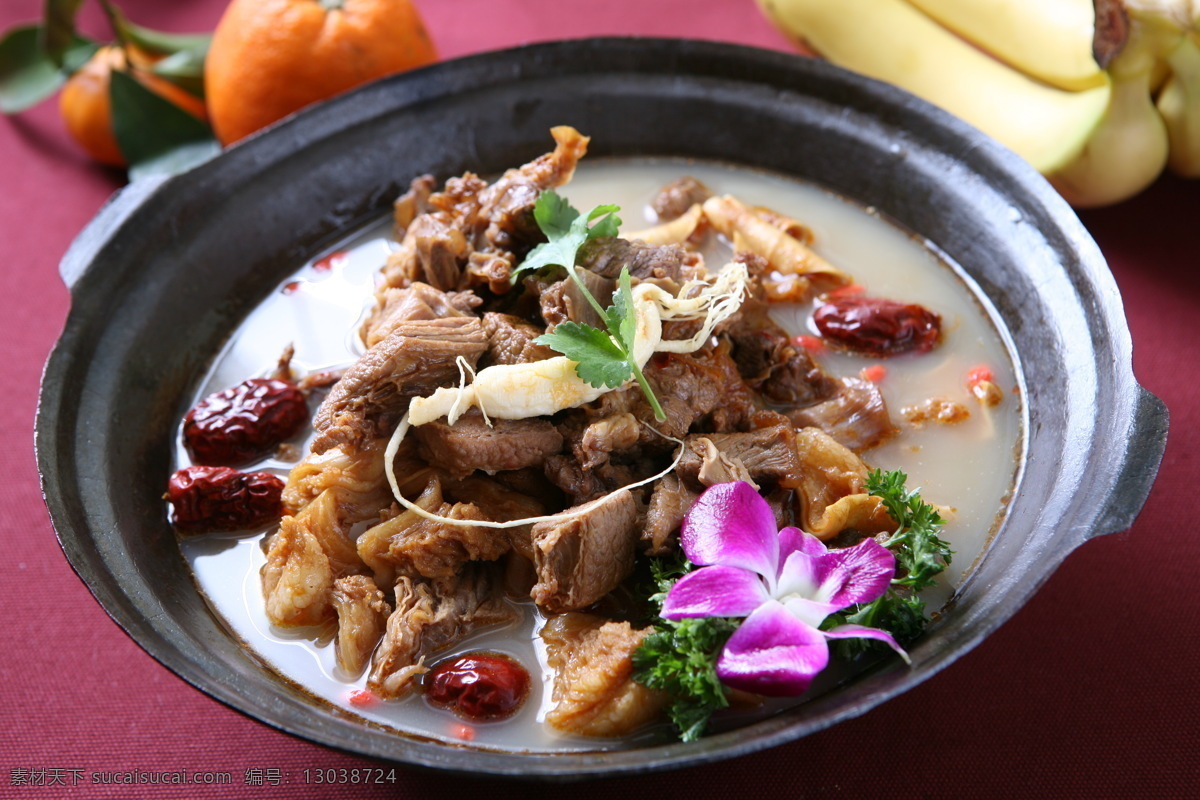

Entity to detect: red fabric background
[2,1,1194,797]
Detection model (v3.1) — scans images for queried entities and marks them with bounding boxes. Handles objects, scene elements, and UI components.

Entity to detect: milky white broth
[177,158,1024,752]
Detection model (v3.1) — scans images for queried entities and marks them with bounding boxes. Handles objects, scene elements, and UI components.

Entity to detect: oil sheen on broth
[178,159,1023,752]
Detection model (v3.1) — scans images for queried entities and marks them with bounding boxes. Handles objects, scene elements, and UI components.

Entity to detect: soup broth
[178,158,1023,752]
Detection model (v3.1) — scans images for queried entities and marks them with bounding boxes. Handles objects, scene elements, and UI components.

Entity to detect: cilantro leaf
[512,191,620,280]
[606,267,638,352]
[516,191,665,420]
[535,322,632,388]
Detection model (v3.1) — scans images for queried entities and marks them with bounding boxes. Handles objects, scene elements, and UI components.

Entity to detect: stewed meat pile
[236,127,937,736]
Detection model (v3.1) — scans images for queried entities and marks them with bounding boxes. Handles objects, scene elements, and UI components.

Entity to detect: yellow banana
[905,0,1107,91]
[1157,29,1200,175]
[1048,69,1169,206]
[755,0,1111,175]
[758,0,1200,206]
[1048,1,1184,204]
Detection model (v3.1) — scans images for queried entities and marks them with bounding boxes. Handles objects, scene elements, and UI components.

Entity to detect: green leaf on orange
[109,68,218,180]
[40,0,87,66]
[0,25,63,113]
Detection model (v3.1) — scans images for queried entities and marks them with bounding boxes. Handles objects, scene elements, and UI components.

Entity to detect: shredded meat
[531,490,640,613]
[331,575,391,675]
[368,562,517,698]
[311,317,488,454]
[541,613,666,737]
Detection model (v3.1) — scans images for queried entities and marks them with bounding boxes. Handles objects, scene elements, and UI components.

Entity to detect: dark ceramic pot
[36,39,1167,778]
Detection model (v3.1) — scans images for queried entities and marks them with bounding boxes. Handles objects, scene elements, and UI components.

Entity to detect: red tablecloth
[2,1,1194,798]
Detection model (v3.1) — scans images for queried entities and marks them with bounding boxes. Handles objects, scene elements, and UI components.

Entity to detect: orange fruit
[59,46,209,167]
[204,0,438,146]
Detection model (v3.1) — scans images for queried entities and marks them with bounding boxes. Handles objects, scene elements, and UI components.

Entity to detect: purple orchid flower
[661,481,910,697]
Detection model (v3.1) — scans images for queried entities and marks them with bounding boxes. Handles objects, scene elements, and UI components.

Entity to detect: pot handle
[1091,385,1168,538]
[59,174,170,291]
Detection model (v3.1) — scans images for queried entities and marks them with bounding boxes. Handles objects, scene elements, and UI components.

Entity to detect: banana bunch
[757,0,1200,207]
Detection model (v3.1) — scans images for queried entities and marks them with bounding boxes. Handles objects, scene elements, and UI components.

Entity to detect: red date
[184,378,308,465]
[812,296,941,356]
[167,465,285,533]
[425,652,530,721]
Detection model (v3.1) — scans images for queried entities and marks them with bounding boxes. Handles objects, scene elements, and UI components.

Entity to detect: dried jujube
[425,653,531,721]
[183,378,308,465]
[813,295,941,356]
[167,465,285,533]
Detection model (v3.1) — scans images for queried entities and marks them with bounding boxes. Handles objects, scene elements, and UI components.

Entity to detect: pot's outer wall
[36,39,1166,778]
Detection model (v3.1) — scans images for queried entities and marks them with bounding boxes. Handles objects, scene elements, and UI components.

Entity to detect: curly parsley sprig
[825,468,953,656]
[631,554,737,742]
[512,191,666,421]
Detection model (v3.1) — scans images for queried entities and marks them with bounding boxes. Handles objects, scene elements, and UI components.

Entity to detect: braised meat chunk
[787,376,898,452]
[476,125,590,251]
[675,423,802,490]
[541,613,666,737]
[413,411,564,478]
[311,317,488,454]
[650,176,713,221]
[729,327,838,407]
[363,282,481,348]
[480,312,557,367]
[385,501,510,583]
[578,236,702,283]
[531,489,640,613]
[642,473,698,555]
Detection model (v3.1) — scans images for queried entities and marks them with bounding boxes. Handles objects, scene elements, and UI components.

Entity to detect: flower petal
[681,481,779,579]
[824,623,912,664]
[813,537,896,611]
[661,565,770,620]
[778,526,826,561]
[716,600,829,697]
[774,531,826,601]
[780,595,841,629]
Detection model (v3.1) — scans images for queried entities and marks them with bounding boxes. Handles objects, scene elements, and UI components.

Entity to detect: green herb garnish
[516,191,665,421]
[632,554,738,742]
[825,468,953,656]
[512,190,621,280]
